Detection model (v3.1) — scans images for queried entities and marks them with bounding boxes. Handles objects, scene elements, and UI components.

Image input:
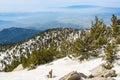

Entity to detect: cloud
[65,5,99,9]
[0,0,120,12]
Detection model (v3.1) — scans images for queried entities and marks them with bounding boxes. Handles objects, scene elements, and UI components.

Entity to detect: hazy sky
[0,0,120,12]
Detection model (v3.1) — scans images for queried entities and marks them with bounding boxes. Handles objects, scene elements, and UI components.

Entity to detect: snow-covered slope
[0,54,120,80]
[0,56,104,80]
[0,28,88,70]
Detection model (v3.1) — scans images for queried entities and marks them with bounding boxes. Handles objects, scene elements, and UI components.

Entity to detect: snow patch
[0,57,104,80]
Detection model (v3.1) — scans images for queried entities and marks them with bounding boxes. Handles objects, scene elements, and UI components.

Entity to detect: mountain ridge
[0,27,40,44]
[0,28,87,70]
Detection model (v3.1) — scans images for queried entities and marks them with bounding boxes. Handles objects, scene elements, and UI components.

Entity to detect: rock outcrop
[90,64,117,77]
[59,71,81,80]
[59,64,117,80]
[85,77,114,80]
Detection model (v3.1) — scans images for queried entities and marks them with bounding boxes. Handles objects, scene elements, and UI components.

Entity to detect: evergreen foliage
[20,43,60,69]
[20,55,28,68]
[111,14,120,37]
[71,38,91,61]
[3,60,20,72]
[117,19,120,25]
[90,16,108,48]
[104,42,117,63]
[60,40,70,56]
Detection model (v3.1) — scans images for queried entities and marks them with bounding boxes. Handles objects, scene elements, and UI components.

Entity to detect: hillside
[0,56,105,80]
[0,55,120,80]
[0,28,87,71]
[0,27,40,44]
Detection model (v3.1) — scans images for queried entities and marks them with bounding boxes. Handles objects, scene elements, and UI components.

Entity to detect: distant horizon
[0,0,120,30]
[0,11,119,30]
[0,0,120,12]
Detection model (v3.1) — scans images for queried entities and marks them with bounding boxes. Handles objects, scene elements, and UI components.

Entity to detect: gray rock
[59,71,81,80]
[87,74,94,78]
[90,64,117,77]
[79,73,87,78]
[104,70,117,78]
[85,77,114,80]
[90,64,107,77]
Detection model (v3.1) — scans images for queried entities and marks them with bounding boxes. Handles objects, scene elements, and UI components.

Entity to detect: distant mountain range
[66,5,98,9]
[0,20,26,30]
[0,9,119,30]
[0,21,83,44]
[0,27,40,44]
[29,21,84,30]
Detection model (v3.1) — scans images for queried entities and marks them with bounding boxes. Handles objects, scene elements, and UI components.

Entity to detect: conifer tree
[72,38,90,61]
[104,42,117,63]
[60,40,69,56]
[28,50,38,66]
[103,14,119,63]
[117,19,120,25]
[111,14,119,37]
[20,55,28,68]
[90,17,107,48]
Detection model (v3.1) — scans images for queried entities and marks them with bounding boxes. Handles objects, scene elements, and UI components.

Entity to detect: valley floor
[0,56,120,80]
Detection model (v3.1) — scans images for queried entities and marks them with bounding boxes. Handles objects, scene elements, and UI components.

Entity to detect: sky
[0,0,120,30]
[0,0,120,12]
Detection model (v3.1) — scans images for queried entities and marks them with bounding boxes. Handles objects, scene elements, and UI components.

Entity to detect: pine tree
[111,14,119,37]
[117,19,120,25]
[3,60,20,72]
[20,55,28,68]
[27,50,38,66]
[60,40,69,56]
[104,15,118,62]
[104,42,117,63]
[72,38,90,61]
[90,17,107,48]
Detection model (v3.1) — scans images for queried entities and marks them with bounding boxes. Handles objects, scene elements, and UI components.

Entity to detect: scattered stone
[90,64,117,78]
[88,74,94,78]
[90,64,107,77]
[104,70,117,78]
[79,72,87,78]
[85,77,114,80]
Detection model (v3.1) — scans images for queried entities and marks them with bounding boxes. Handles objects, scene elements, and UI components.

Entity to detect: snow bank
[0,57,104,80]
